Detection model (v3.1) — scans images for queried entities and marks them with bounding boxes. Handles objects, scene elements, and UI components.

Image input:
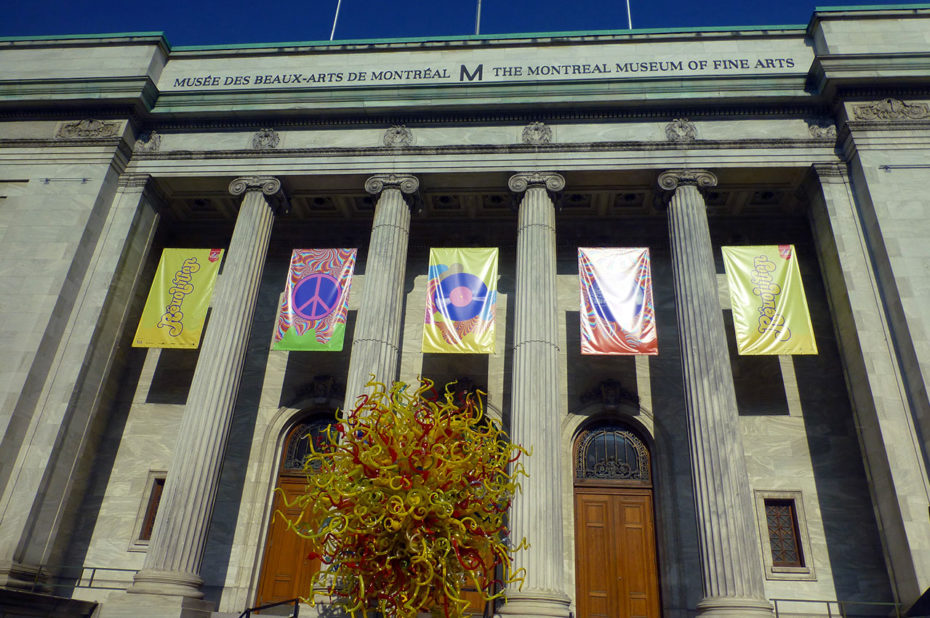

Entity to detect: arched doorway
[573,421,660,618]
[255,418,330,606]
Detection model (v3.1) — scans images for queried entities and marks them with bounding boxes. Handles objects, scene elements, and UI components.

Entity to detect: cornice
[0,138,124,149]
[0,34,169,54]
[166,27,805,60]
[130,103,833,131]
[808,6,930,36]
[124,138,836,161]
[809,53,930,97]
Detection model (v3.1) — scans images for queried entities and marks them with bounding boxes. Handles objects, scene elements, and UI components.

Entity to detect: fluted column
[659,170,773,617]
[343,174,418,410]
[499,172,571,618]
[129,176,282,598]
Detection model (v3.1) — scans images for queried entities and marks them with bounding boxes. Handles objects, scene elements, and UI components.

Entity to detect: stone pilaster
[129,176,282,599]
[499,172,571,618]
[0,174,158,591]
[342,174,418,410]
[659,169,773,617]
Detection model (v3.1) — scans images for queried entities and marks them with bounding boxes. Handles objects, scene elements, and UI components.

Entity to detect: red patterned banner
[578,248,657,355]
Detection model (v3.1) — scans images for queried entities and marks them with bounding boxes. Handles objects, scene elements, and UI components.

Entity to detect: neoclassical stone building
[2,5,930,617]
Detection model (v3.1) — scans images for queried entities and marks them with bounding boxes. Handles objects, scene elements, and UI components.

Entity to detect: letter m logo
[459,64,484,82]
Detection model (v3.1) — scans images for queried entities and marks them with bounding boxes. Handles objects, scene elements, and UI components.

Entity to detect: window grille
[765,499,804,567]
[574,423,651,485]
[283,419,333,472]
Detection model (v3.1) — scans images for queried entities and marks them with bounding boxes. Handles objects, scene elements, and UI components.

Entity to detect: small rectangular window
[139,477,165,541]
[765,499,803,567]
[130,471,167,551]
[754,490,815,580]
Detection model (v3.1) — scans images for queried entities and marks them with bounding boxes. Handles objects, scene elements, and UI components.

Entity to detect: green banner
[722,245,817,355]
[132,248,223,349]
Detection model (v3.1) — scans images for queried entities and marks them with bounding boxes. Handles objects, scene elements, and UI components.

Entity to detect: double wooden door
[574,488,660,618]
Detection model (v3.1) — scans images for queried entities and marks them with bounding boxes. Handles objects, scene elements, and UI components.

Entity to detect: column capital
[364,173,419,195]
[117,172,152,190]
[812,162,848,182]
[228,176,288,214]
[228,175,282,197]
[657,169,718,192]
[508,171,565,193]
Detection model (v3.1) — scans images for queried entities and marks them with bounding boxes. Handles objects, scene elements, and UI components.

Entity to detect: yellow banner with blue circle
[422,248,497,354]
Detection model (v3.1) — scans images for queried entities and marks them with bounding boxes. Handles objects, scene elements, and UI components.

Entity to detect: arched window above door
[282,418,332,473]
[574,422,651,486]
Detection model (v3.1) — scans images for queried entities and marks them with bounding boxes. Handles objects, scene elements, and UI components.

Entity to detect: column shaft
[500,173,570,618]
[343,174,416,409]
[130,177,279,598]
[662,170,772,616]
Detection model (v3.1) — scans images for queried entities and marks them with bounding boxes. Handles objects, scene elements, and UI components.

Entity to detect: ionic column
[659,170,773,617]
[343,174,418,409]
[129,176,283,598]
[499,172,571,618]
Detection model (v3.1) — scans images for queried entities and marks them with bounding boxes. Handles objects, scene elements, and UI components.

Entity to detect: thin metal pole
[330,0,343,41]
[626,0,632,29]
[475,0,482,35]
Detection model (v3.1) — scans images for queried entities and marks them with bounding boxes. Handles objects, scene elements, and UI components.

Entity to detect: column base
[0,560,44,591]
[98,591,215,618]
[697,596,774,617]
[127,568,204,599]
[497,590,572,617]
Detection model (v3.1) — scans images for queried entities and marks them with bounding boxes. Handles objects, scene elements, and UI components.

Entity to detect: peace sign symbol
[292,273,341,321]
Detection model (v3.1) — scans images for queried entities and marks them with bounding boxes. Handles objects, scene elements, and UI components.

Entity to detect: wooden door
[574,488,660,618]
[255,476,319,606]
[256,420,329,608]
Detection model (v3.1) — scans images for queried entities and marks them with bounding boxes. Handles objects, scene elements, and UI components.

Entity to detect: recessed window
[754,490,816,580]
[765,499,803,567]
[139,477,165,541]
[130,471,167,551]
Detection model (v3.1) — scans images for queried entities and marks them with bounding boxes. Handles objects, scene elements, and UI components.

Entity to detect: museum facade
[3,5,930,617]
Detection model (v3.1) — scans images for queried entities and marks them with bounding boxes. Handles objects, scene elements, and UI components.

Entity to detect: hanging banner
[578,248,658,355]
[423,248,498,354]
[722,245,818,355]
[272,248,357,351]
[133,248,224,349]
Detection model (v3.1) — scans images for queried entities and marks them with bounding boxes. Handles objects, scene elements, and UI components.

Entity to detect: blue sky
[0,0,924,46]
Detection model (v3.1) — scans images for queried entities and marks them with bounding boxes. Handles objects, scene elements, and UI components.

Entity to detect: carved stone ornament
[56,119,120,139]
[854,98,930,121]
[382,125,415,148]
[665,118,696,142]
[522,121,552,145]
[228,176,282,197]
[806,119,837,139]
[294,375,342,403]
[250,128,280,150]
[364,173,420,195]
[134,131,161,153]
[580,378,640,408]
[657,169,718,192]
[507,171,566,193]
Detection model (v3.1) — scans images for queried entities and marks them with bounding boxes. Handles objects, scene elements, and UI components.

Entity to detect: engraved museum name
[169,56,798,89]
